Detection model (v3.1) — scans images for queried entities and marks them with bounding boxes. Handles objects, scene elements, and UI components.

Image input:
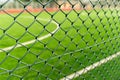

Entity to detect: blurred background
[0,0,100,10]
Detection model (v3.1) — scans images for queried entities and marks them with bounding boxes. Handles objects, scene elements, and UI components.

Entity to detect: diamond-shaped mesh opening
[0,0,120,80]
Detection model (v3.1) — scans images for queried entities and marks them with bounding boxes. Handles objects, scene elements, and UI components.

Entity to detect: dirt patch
[0,7,83,14]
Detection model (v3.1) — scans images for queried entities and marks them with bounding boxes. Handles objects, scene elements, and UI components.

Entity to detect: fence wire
[0,0,120,80]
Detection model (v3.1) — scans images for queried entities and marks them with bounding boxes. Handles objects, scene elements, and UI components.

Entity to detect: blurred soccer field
[0,10,120,80]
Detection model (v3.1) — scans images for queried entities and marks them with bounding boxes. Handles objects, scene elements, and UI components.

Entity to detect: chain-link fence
[0,0,120,80]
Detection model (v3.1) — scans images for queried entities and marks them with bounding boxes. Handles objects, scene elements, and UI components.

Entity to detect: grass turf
[0,10,120,79]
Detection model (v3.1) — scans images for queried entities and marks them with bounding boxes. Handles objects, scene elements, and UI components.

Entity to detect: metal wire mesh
[0,0,120,80]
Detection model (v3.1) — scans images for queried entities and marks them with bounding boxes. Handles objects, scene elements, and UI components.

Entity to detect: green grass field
[0,10,120,80]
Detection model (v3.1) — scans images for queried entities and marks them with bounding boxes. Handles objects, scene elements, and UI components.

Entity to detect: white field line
[60,51,120,80]
[0,18,59,53]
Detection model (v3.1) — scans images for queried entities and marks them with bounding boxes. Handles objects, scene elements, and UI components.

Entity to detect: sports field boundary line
[60,51,120,80]
[0,18,59,53]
